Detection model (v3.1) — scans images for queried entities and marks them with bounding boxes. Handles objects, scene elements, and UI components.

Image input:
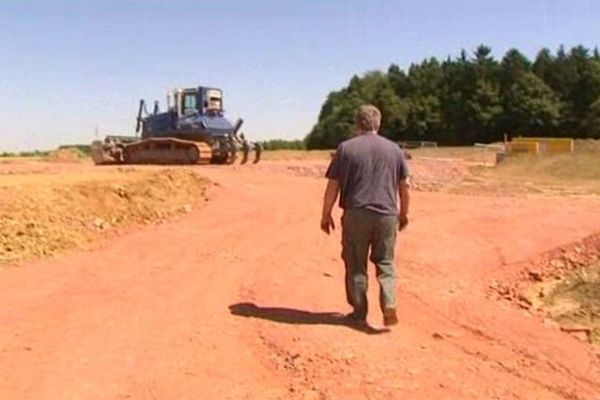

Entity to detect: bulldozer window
[183,94,197,114]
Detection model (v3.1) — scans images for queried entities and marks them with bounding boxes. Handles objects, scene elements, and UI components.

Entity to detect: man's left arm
[397,150,410,231]
[321,179,340,234]
[398,179,410,231]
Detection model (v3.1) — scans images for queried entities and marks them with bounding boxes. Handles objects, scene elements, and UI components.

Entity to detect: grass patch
[261,150,332,161]
[0,150,50,158]
[496,153,600,182]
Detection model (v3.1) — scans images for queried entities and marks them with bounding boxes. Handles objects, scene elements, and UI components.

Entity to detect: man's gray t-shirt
[325,134,409,216]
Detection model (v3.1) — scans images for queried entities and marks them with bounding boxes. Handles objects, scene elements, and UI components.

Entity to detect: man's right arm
[321,145,343,234]
[321,179,340,234]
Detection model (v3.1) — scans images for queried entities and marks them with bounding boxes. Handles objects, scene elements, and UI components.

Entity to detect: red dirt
[1,162,600,399]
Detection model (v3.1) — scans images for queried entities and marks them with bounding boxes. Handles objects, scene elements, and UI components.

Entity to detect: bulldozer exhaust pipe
[233,118,244,136]
[136,99,145,134]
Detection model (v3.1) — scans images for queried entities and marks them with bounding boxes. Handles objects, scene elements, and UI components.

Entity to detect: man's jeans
[341,208,398,319]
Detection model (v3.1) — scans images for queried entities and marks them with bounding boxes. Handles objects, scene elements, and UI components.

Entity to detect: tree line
[305,45,600,149]
[259,139,306,151]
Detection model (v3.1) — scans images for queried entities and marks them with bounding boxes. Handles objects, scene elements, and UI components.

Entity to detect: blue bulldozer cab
[138,86,243,139]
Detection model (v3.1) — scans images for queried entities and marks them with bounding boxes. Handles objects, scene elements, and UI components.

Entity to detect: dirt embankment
[539,259,600,346]
[0,168,210,265]
[490,233,600,347]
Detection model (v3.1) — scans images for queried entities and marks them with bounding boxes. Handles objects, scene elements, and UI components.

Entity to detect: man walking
[320,104,410,327]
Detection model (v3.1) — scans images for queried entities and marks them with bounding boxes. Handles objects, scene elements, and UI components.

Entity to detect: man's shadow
[229,302,389,335]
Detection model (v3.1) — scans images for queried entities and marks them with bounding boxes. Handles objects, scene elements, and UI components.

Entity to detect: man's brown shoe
[345,310,367,326]
[383,308,398,326]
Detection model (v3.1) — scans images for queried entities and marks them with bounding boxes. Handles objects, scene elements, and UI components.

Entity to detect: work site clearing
[1,145,600,399]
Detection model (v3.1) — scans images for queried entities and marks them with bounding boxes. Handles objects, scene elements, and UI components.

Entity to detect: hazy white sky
[1,0,599,151]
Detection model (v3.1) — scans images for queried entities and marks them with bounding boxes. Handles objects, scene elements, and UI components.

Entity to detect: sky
[0,0,599,152]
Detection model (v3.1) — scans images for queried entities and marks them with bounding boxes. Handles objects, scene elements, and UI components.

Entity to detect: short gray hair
[355,104,381,132]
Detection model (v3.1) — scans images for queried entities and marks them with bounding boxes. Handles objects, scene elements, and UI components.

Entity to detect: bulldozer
[91,86,261,165]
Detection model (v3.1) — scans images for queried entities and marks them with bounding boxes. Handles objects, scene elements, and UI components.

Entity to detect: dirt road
[1,163,600,399]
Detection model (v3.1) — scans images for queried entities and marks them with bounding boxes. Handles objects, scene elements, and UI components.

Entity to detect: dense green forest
[306,45,600,149]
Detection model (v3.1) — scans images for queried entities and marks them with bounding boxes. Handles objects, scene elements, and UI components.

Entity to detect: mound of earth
[407,158,471,191]
[45,147,87,163]
[255,157,471,192]
[0,169,210,265]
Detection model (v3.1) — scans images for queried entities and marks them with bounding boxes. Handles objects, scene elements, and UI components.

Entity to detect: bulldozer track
[122,138,212,165]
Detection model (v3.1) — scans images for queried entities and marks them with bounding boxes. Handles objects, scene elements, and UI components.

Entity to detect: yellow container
[506,141,540,155]
[512,137,574,155]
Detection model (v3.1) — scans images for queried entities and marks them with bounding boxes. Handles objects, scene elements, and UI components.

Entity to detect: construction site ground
[1,149,600,399]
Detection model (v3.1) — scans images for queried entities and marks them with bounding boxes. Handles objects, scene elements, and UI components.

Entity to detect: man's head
[355,104,381,134]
